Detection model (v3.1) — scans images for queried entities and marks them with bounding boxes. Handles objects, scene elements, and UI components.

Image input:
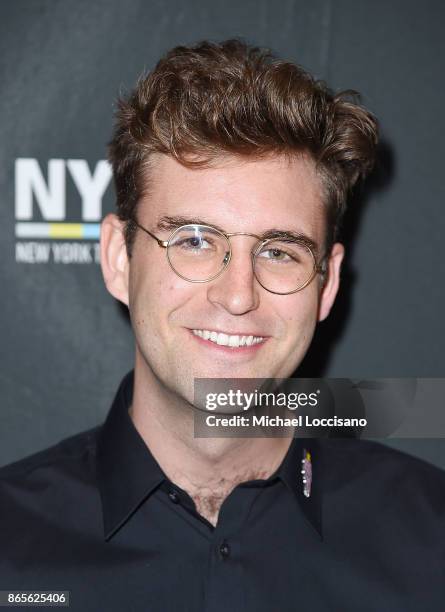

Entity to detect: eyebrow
[156,215,320,254]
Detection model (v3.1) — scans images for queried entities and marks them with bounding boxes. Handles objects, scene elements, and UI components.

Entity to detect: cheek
[129,265,164,337]
[129,262,194,340]
[281,291,319,344]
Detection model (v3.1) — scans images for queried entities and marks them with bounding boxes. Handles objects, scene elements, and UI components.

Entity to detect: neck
[129,354,292,526]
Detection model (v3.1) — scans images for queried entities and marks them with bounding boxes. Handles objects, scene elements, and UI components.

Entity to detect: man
[1,39,444,611]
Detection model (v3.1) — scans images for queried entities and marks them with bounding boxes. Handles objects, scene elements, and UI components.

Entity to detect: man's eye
[188,237,203,248]
[177,237,212,250]
[260,248,292,262]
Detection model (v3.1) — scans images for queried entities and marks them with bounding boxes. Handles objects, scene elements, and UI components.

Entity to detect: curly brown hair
[108,39,378,255]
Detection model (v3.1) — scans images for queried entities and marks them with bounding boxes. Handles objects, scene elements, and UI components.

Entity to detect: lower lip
[189,330,268,354]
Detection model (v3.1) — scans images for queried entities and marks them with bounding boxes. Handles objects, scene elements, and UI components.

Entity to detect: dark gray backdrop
[1,0,444,468]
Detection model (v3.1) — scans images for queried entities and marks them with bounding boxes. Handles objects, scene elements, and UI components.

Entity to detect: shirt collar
[96,371,165,540]
[97,371,324,541]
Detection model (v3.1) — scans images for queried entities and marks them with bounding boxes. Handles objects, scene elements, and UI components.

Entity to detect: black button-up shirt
[1,372,444,611]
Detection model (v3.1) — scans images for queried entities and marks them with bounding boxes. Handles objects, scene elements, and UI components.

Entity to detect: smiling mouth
[191,329,266,348]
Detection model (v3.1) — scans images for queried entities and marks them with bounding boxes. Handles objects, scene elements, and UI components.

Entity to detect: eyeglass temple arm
[316,259,328,275]
[132,219,168,248]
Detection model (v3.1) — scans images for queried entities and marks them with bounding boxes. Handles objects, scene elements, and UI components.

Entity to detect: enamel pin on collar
[301,449,312,498]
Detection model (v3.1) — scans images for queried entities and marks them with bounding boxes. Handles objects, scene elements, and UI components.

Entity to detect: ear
[317,242,345,322]
[100,213,130,306]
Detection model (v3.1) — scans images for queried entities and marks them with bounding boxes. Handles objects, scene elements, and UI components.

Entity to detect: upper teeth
[192,330,264,348]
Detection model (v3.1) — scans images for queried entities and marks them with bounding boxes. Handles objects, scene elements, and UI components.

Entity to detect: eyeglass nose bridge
[219,231,265,275]
[223,231,265,259]
[225,231,263,240]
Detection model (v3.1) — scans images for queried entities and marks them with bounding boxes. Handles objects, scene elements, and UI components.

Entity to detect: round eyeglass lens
[167,225,231,282]
[253,239,317,294]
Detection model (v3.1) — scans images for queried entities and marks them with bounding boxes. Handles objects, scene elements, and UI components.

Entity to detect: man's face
[102,153,343,404]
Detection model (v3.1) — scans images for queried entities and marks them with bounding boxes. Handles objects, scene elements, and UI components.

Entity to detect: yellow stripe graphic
[49,223,83,239]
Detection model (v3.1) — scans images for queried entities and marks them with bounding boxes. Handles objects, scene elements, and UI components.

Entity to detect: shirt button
[168,490,179,503]
[219,540,230,559]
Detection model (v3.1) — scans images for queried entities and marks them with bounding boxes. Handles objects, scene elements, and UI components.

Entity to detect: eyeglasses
[131,219,326,295]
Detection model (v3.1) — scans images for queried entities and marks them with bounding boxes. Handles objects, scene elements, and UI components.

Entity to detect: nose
[206,241,260,315]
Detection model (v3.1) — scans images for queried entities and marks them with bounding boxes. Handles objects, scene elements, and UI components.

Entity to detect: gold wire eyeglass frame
[131,219,326,295]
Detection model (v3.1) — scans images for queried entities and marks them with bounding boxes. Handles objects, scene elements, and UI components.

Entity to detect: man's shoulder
[0,426,104,570]
[321,438,445,516]
[0,426,100,485]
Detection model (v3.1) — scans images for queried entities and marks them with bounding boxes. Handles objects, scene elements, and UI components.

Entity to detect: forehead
[139,153,326,242]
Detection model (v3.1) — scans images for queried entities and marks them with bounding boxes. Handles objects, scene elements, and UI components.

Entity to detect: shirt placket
[203,486,262,612]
